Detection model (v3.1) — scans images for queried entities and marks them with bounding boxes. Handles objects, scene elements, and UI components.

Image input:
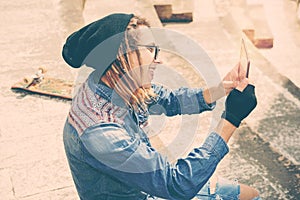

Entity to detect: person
[62,13,261,200]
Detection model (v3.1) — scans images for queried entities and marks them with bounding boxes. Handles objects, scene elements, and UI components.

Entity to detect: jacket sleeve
[80,123,229,199]
[149,84,216,116]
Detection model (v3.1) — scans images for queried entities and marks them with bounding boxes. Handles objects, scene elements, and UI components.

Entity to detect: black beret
[62,13,134,74]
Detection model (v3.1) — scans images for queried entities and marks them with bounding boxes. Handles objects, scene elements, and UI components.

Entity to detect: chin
[149,73,154,81]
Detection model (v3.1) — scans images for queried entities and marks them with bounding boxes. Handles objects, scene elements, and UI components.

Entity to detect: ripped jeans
[148,177,261,200]
[195,177,240,200]
[195,177,262,200]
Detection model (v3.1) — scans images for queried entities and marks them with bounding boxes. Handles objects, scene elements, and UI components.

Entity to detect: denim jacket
[63,71,229,200]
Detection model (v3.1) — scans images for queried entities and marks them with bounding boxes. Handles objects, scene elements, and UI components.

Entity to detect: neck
[100,76,111,88]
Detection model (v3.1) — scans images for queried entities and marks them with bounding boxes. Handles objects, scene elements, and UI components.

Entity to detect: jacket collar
[88,70,126,108]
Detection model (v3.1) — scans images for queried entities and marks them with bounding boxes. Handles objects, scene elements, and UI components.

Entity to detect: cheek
[139,49,153,65]
[129,50,152,68]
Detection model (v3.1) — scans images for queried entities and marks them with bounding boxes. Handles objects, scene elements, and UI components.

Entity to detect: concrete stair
[230,1,274,48]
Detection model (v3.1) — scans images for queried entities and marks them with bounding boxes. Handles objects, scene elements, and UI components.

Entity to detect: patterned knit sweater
[68,81,129,136]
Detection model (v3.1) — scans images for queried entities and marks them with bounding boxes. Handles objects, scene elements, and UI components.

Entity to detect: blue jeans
[147,177,241,200]
[195,177,262,200]
[195,177,240,200]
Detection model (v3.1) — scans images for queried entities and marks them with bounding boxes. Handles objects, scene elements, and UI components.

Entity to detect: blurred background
[0,0,299,199]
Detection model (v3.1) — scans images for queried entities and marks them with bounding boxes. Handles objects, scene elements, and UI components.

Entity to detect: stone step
[153,4,193,23]
[219,0,300,164]
[230,3,274,48]
[247,4,274,48]
[83,0,162,27]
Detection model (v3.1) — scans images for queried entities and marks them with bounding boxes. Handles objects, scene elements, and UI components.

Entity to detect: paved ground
[0,0,299,199]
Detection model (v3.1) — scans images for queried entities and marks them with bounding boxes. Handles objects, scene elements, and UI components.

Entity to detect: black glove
[221,85,257,127]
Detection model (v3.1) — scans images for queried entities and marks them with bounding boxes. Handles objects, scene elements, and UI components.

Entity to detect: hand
[203,63,247,104]
[222,63,246,95]
[221,79,257,127]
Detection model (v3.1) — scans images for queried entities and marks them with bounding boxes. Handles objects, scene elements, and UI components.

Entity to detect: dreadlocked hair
[100,15,156,113]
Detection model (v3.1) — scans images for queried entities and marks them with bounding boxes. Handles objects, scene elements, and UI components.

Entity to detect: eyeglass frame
[137,45,160,60]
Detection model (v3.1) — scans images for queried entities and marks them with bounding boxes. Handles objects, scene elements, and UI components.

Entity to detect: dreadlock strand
[100,15,156,113]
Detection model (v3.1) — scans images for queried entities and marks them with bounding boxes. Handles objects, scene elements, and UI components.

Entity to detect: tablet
[239,38,250,78]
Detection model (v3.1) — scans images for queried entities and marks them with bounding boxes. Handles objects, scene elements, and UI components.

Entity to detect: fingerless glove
[221,85,257,127]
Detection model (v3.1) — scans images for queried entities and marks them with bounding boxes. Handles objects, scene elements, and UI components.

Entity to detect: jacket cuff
[202,132,229,161]
[197,90,216,111]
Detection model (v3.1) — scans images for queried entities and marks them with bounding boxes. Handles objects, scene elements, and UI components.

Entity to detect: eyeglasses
[137,45,160,60]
